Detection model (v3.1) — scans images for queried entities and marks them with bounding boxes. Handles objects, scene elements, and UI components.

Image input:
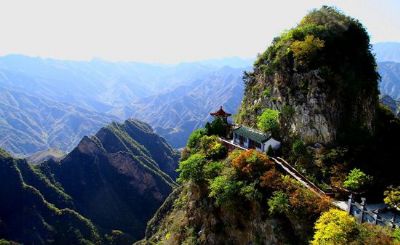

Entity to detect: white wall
[264,138,281,151]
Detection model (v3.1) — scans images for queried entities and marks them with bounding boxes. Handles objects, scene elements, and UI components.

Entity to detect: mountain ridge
[0,118,179,244]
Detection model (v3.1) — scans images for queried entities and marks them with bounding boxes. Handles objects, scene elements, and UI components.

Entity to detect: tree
[187,128,206,149]
[231,149,272,178]
[312,209,396,245]
[292,139,307,156]
[205,117,228,137]
[312,209,358,245]
[268,191,290,215]
[177,153,206,183]
[208,175,242,206]
[343,168,373,192]
[383,186,400,209]
[199,135,227,160]
[257,109,280,134]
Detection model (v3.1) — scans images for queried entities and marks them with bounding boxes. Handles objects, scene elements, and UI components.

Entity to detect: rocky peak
[237,6,379,145]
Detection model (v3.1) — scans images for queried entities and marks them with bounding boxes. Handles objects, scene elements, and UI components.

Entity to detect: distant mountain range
[0,88,117,156]
[0,55,250,155]
[127,66,246,148]
[0,119,179,244]
[0,43,400,155]
[373,42,400,63]
[378,61,400,100]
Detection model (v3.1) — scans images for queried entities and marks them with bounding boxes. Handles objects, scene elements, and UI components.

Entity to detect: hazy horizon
[0,0,399,63]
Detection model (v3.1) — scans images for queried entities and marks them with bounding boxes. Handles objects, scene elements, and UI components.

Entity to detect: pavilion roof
[210,106,231,117]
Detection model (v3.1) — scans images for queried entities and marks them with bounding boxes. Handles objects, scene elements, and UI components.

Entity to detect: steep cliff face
[141,184,297,245]
[0,119,180,244]
[0,149,100,245]
[40,119,179,241]
[236,6,379,145]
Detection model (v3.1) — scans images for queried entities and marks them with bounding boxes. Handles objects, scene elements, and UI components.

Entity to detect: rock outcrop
[236,6,379,145]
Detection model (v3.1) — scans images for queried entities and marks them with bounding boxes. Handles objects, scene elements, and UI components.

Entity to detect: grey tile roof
[233,126,271,143]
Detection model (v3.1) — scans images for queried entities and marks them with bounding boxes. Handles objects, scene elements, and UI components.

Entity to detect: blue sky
[0,0,399,63]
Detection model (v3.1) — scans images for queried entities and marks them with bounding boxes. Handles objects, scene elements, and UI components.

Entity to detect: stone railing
[347,195,399,228]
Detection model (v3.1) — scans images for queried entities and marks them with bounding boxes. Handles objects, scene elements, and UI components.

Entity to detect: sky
[0,0,399,63]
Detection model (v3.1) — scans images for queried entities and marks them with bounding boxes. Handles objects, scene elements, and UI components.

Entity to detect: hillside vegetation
[0,119,179,244]
[237,6,379,145]
[140,7,400,245]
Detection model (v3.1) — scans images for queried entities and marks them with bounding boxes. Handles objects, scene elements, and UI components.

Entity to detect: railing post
[391,213,397,229]
[347,194,353,215]
[374,209,379,225]
[359,197,366,223]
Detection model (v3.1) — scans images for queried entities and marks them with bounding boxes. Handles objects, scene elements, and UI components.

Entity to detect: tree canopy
[257,109,280,134]
[343,168,372,191]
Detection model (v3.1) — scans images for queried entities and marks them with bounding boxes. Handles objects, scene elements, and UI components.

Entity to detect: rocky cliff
[0,119,180,244]
[236,6,379,145]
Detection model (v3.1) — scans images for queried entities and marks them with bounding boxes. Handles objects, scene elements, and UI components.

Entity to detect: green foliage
[257,109,280,134]
[187,128,206,149]
[343,168,373,191]
[242,6,380,146]
[290,35,325,67]
[177,153,207,183]
[0,240,18,245]
[239,182,261,202]
[209,175,242,206]
[262,87,271,97]
[281,105,295,118]
[383,186,400,209]
[0,148,12,158]
[312,208,396,245]
[268,191,290,215]
[394,228,400,242]
[292,139,307,156]
[312,209,358,245]
[205,117,228,137]
[199,135,227,160]
[203,161,224,179]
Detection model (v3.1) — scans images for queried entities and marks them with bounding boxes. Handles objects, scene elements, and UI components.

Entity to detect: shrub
[203,161,224,179]
[290,35,325,67]
[289,186,330,218]
[358,224,396,245]
[187,129,206,149]
[383,186,400,209]
[239,182,261,202]
[292,139,307,156]
[268,191,290,215]
[199,135,227,160]
[260,168,283,191]
[177,153,207,183]
[257,109,280,134]
[312,209,358,245]
[231,150,272,178]
[394,228,400,242]
[281,105,295,118]
[209,175,242,206]
[343,168,373,191]
[262,87,271,97]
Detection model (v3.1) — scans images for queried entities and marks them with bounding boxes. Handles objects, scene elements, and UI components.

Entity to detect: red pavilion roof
[210,106,231,117]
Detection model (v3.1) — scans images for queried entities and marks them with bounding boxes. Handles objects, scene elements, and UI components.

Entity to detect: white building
[232,125,281,153]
